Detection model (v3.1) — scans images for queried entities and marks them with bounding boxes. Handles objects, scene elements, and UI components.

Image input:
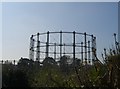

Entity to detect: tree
[2,63,29,87]
[42,57,57,67]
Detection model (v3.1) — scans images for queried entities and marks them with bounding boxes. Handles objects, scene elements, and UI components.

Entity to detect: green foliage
[2,57,107,88]
[29,66,64,87]
[2,64,29,87]
[2,47,120,88]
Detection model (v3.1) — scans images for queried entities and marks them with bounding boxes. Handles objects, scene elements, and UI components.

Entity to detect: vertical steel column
[46,31,49,58]
[88,41,90,64]
[73,31,76,66]
[63,44,65,55]
[81,42,83,64]
[84,32,87,64]
[29,35,33,60]
[29,35,34,61]
[60,31,62,58]
[36,33,40,61]
[94,37,97,59]
[91,35,94,64]
[31,38,35,61]
[54,43,56,60]
[92,37,97,62]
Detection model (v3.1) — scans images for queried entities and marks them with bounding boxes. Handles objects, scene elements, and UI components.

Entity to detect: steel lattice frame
[29,31,97,64]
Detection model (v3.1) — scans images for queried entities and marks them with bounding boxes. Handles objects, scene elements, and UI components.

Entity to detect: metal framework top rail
[32,31,93,37]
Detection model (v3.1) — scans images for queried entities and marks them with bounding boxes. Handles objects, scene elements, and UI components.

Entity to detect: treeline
[2,56,85,87]
[2,53,120,88]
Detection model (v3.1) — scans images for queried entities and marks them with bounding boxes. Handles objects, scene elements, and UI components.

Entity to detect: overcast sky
[1,2,118,62]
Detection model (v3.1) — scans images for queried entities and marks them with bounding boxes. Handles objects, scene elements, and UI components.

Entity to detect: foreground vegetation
[2,53,120,88]
[2,34,120,88]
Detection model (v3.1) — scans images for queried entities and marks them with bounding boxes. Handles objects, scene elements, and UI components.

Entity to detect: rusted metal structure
[29,31,97,64]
